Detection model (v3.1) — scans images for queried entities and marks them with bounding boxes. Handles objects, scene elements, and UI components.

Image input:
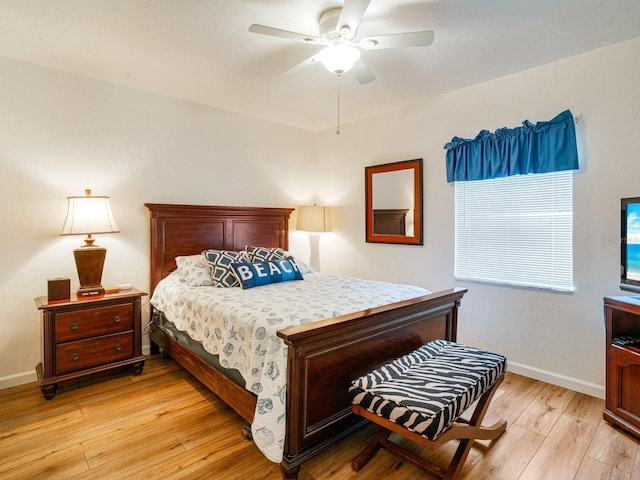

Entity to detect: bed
[145,203,467,480]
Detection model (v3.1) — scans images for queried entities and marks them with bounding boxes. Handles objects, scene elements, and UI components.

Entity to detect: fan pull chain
[336,74,341,135]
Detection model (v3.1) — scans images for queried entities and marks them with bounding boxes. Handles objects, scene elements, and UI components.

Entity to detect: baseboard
[0,370,37,390]
[507,360,605,400]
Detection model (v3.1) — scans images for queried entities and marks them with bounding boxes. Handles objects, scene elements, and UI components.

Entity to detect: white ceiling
[1,0,639,132]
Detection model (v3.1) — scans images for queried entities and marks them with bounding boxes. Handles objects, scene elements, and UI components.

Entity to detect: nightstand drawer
[56,303,133,342]
[56,332,134,375]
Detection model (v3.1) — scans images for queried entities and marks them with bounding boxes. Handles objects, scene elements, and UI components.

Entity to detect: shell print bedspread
[150,271,429,463]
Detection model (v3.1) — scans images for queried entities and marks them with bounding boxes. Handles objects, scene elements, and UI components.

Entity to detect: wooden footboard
[277,287,466,479]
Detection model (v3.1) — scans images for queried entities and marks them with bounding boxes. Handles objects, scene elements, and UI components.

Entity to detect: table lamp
[60,189,119,296]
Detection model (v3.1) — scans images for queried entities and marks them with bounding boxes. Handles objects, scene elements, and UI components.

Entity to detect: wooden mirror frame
[365,158,423,245]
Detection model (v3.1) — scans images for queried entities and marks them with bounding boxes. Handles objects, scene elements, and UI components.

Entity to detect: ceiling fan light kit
[316,43,361,75]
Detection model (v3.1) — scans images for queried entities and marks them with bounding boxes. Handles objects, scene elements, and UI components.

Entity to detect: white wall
[314,36,640,398]
[0,56,316,387]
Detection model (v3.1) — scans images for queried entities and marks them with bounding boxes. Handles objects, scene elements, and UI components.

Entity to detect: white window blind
[454,171,574,292]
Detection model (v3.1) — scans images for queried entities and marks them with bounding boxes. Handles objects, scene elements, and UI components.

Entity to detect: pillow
[231,259,303,289]
[175,254,214,287]
[245,245,287,263]
[202,250,250,288]
[245,246,314,273]
[289,256,313,275]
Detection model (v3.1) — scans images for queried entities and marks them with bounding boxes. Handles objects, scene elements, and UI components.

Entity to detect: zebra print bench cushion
[350,340,506,441]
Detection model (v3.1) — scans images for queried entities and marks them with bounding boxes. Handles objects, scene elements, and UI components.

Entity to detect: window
[454,170,573,292]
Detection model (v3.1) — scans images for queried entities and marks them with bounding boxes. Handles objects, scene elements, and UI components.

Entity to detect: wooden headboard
[145,203,294,294]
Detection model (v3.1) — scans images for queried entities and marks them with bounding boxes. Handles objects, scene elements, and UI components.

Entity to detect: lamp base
[77,285,105,297]
[308,233,321,272]
[73,246,106,297]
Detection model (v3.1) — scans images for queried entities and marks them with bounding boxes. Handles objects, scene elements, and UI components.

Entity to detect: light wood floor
[1,355,639,480]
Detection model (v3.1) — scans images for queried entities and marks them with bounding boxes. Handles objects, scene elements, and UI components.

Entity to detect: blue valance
[444,109,579,183]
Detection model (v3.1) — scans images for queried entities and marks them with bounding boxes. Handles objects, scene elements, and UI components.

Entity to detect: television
[621,197,640,293]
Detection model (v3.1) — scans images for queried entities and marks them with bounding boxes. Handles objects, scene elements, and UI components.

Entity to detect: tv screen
[621,197,640,293]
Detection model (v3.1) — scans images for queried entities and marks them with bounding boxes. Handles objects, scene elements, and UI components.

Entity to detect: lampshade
[60,189,119,297]
[297,206,332,233]
[61,190,119,239]
[316,44,361,75]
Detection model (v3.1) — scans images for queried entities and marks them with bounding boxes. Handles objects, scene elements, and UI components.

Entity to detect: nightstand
[35,288,147,399]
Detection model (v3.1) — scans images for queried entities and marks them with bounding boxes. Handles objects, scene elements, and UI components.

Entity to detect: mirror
[366,158,423,245]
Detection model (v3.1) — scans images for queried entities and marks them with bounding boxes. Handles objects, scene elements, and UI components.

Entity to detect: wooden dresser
[35,288,147,399]
[603,296,640,438]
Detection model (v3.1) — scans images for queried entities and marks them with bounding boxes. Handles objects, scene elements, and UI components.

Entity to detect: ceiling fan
[248,0,435,84]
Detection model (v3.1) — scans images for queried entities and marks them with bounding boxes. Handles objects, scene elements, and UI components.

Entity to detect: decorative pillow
[175,254,214,287]
[231,259,303,289]
[245,245,287,263]
[202,250,250,288]
[289,256,314,274]
[244,246,314,273]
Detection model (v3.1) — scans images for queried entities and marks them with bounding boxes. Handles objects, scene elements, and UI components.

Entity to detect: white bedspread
[150,271,429,463]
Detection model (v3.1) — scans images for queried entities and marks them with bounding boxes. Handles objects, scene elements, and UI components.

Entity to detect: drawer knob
[71,322,78,330]
[71,353,79,361]
[94,312,100,318]
[114,315,121,323]
[115,343,122,351]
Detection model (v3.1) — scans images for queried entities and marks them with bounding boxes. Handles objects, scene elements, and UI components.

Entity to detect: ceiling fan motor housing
[319,8,351,43]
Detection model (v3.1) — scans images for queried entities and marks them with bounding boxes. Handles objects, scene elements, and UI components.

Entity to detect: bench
[350,340,507,479]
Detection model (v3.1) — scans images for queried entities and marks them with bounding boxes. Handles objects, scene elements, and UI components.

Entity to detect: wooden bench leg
[443,375,506,479]
[351,429,389,471]
[380,433,448,479]
[351,374,507,480]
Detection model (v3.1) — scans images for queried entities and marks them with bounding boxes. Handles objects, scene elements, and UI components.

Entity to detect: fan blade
[360,30,435,49]
[280,54,320,77]
[249,24,321,44]
[338,0,372,36]
[351,59,375,84]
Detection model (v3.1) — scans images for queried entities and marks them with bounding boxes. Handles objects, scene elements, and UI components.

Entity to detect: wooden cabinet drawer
[56,332,134,375]
[56,303,133,342]
[610,345,640,423]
